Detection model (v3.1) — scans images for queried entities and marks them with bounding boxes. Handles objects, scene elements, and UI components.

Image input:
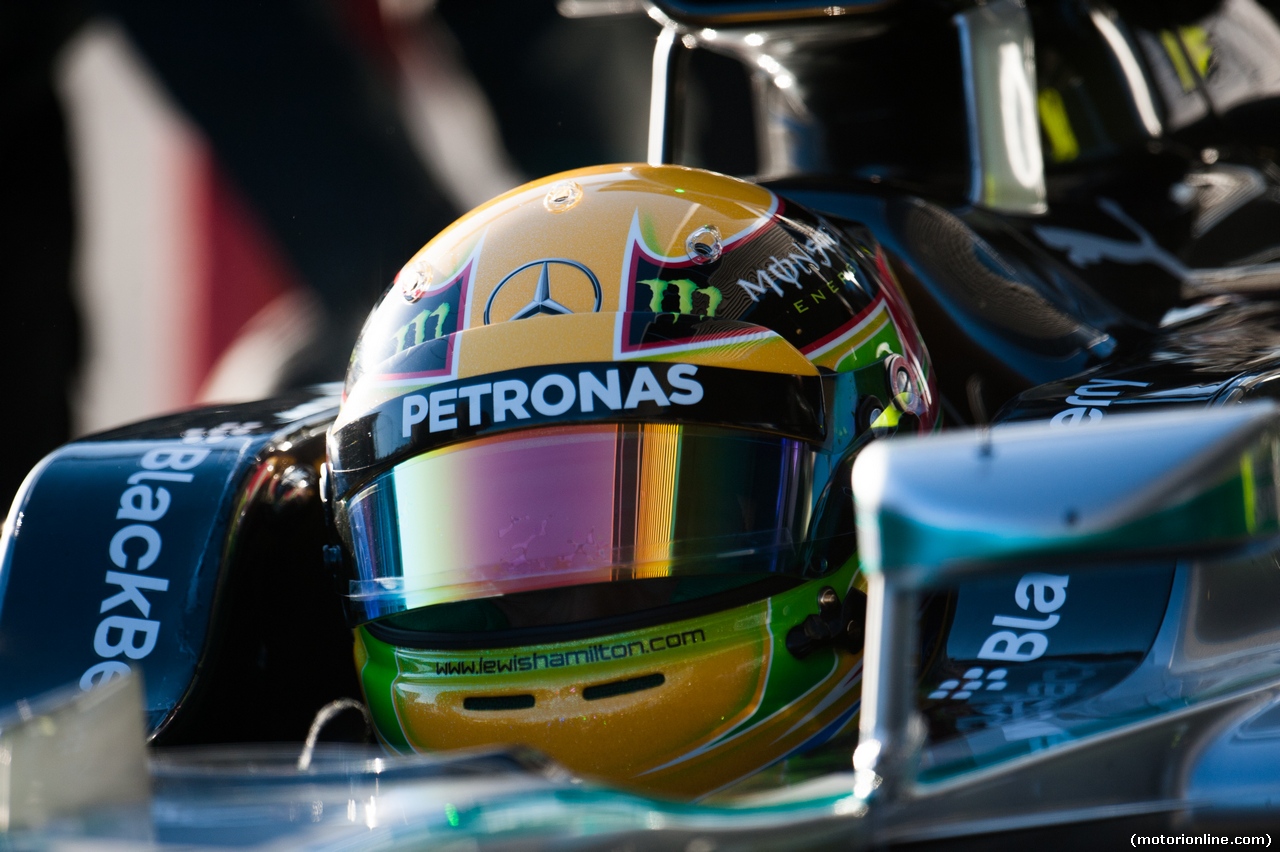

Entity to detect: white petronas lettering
[623,366,669,408]
[401,365,705,435]
[578,370,621,412]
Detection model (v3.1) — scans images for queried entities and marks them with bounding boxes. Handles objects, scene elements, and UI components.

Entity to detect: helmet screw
[885,353,923,417]
[892,366,912,396]
[686,225,723,265]
[399,258,433,303]
[544,180,584,213]
[818,587,839,611]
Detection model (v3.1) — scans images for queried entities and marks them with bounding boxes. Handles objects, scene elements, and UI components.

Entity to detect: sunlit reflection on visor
[341,423,815,624]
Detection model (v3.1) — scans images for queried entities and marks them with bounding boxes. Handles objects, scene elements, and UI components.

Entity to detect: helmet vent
[582,673,665,701]
[463,694,536,711]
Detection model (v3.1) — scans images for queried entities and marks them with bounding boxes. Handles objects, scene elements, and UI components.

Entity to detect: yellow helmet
[326,164,936,798]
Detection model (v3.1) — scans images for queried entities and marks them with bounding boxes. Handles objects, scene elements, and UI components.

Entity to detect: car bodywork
[5,0,1280,845]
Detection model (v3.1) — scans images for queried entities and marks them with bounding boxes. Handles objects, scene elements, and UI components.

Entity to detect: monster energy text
[734,229,842,302]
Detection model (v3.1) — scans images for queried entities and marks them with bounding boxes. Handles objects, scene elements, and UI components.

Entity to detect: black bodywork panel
[0,386,361,744]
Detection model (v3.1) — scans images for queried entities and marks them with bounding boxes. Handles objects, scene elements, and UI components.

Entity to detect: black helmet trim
[328,361,826,499]
[362,575,804,650]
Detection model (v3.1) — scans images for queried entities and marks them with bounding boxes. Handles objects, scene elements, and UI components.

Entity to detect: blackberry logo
[928,667,1008,700]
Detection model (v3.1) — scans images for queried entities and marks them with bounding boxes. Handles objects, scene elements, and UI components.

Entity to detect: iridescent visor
[341,423,815,624]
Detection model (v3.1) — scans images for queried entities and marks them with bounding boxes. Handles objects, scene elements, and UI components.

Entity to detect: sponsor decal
[947,662,1103,737]
[637,278,723,317]
[1033,198,1190,280]
[1050,378,1150,426]
[400,362,704,438]
[80,446,211,692]
[976,572,1069,663]
[617,208,876,359]
[180,421,263,444]
[329,360,825,483]
[731,228,842,303]
[484,258,603,324]
[430,628,707,676]
[928,666,1008,700]
[389,258,473,362]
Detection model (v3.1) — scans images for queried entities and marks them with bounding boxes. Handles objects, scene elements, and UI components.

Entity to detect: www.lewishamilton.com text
[433,628,707,676]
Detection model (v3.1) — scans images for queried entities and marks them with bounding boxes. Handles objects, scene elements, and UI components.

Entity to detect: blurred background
[11,0,1277,513]
[0,0,678,508]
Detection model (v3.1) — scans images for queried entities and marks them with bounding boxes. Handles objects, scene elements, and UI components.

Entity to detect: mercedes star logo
[484,258,603,325]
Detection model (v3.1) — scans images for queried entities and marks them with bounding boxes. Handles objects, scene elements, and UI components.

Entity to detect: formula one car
[5,0,1280,848]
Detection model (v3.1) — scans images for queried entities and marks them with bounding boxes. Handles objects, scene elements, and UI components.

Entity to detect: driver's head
[325,164,937,797]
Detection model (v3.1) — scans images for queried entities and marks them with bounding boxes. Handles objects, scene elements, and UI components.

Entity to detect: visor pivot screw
[886,354,922,416]
[544,180,584,213]
[892,367,912,396]
[818,586,839,612]
[686,225,723,265]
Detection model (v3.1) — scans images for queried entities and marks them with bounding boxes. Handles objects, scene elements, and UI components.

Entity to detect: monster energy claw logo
[390,262,469,354]
[394,302,451,352]
[639,278,723,317]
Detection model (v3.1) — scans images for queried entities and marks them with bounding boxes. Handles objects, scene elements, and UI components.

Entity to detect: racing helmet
[326,164,937,798]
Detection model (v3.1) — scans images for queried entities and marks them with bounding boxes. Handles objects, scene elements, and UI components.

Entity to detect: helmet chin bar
[851,402,1280,805]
